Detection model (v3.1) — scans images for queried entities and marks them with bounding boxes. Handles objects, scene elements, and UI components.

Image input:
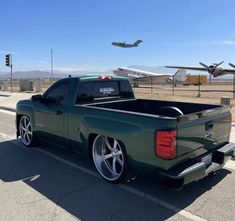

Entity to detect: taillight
[230,112,232,133]
[155,130,177,160]
[99,76,113,80]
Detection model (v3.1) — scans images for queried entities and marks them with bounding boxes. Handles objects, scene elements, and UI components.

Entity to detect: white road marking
[0,132,14,139]
[0,133,207,221]
[0,109,15,116]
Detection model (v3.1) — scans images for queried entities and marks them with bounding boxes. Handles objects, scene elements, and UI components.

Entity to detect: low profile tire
[92,135,129,183]
[19,116,37,147]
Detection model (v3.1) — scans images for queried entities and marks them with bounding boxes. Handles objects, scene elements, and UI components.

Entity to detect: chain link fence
[132,76,235,99]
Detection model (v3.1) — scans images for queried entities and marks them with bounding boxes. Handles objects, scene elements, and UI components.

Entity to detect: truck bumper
[156,143,235,189]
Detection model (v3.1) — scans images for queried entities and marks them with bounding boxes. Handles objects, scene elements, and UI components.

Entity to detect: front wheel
[92,135,128,183]
[19,116,37,147]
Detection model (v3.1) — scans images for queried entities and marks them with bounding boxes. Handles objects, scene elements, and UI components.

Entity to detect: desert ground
[134,83,235,117]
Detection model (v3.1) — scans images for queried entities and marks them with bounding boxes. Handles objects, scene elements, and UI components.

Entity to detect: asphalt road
[0,110,235,221]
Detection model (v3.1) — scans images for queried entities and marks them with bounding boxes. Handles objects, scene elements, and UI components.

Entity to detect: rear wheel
[19,116,37,147]
[92,135,128,183]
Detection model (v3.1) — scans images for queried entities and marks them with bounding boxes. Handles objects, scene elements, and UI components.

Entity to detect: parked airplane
[166,61,235,79]
[113,67,187,86]
[112,40,143,48]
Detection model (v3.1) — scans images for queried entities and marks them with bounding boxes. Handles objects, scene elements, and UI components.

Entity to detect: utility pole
[10,60,12,93]
[5,54,13,93]
[50,48,53,85]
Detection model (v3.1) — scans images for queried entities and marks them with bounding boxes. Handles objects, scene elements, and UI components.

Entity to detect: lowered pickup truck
[16,75,235,188]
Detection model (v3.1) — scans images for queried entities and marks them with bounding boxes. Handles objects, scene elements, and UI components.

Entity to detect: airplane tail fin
[174,69,187,82]
[134,40,143,46]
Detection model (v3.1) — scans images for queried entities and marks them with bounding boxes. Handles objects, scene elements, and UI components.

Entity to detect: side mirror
[31,94,42,102]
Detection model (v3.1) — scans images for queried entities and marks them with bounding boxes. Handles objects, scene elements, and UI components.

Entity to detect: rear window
[77,80,133,103]
[95,81,120,97]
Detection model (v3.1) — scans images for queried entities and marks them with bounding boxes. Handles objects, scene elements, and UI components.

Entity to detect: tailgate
[176,105,231,157]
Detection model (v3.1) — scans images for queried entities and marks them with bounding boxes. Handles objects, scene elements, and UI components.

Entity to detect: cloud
[220,41,235,45]
[162,40,235,47]
[189,41,235,46]
[198,40,235,46]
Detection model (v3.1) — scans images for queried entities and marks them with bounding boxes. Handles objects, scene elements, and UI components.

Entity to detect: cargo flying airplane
[112,40,143,48]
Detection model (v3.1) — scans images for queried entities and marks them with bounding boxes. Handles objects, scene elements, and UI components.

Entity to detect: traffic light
[5,54,11,67]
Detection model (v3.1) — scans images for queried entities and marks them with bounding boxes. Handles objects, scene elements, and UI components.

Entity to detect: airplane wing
[165,66,207,71]
[166,66,235,76]
[223,69,235,73]
[127,73,147,78]
[128,75,148,80]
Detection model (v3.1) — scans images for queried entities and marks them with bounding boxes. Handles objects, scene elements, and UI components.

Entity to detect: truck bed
[87,98,222,117]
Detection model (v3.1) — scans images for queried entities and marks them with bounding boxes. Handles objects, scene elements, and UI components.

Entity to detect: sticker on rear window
[100,87,115,94]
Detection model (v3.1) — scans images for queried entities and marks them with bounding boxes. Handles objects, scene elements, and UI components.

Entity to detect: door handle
[56,110,63,115]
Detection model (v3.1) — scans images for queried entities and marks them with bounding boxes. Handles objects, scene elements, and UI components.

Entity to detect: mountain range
[0,65,233,80]
[0,70,110,79]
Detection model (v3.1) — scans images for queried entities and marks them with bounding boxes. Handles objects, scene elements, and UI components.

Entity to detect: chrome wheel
[92,135,127,182]
[19,116,33,146]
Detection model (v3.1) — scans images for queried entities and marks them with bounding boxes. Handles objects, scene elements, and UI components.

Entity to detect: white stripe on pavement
[0,109,15,116]
[0,132,14,139]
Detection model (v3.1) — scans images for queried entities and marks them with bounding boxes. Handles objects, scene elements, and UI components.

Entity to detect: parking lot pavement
[0,111,235,221]
[1,98,235,220]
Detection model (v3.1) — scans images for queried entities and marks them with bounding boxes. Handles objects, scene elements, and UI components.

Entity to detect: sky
[0,0,235,73]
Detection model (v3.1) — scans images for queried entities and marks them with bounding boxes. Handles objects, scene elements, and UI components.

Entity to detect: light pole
[5,54,13,93]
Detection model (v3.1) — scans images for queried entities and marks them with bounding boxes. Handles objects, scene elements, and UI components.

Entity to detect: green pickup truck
[16,75,235,188]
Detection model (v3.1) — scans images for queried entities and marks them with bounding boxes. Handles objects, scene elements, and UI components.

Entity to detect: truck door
[34,79,71,145]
